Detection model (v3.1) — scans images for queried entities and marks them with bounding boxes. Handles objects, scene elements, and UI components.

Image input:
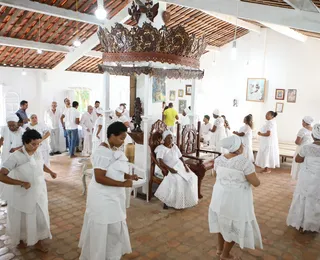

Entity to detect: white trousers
[82,134,93,156]
[49,128,60,153]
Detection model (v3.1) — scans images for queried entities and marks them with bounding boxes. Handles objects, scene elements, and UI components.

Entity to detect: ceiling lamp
[22,70,27,76]
[22,49,27,76]
[95,7,107,20]
[73,38,81,47]
[37,17,43,54]
[73,0,81,47]
[231,0,239,61]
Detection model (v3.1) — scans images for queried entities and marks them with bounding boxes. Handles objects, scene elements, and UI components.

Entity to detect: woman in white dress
[154,130,198,209]
[210,109,227,153]
[0,114,25,166]
[201,115,212,146]
[233,114,254,162]
[79,122,139,260]
[221,115,232,137]
[290,116,314,180]
[0,129,57,252]
[181,107,192,126]
[27,114,51,167]
[287,124,320,233]
[92,108,104,152]
[209,135,262,260]
[255,111,280,173]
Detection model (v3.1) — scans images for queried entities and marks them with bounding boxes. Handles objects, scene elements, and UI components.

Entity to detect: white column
[35,71,44,121]
[102,72,111,110]
[190,78,197,125]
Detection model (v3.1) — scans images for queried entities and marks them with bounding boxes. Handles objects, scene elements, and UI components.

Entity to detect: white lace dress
[209,155,263,249]
[255,119,280,169]
[210,117,227,153]
[239,124,254,162]
[287,144,320,232]
[154,144,198,209]
[290,128,313,180]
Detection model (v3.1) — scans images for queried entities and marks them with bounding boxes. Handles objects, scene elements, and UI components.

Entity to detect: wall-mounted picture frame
[275,102,284,113]
[152,77,166,103]
[275,89,285,100]
[246,78,266,102]
[287,89,297,103]
[185,84,192,95]
[178,89,184,97]
[179,100,187,114]
[169,90,176,101]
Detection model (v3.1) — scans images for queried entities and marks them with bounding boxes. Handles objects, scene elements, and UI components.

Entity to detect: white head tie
[303,116,314,125]
[6,114,19,123]
[162,130,173,141]
[213,109,220,116]
[312,124,320,139]
[219,135,242,153]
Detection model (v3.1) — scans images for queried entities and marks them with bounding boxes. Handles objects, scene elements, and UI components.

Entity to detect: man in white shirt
[80,105,95,156]
[61,100,80,158]
[45,101,62,156]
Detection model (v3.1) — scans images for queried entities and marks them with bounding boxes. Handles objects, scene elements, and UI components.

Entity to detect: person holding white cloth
[208,135,262,260]
[181,107,192,126]
[154,130,198,209]
[80,106,95,156]
[0,129,57,252]
[287,124,320,234]
[79,122,139,260]
[210,109,227,153]
[290,116,314,180]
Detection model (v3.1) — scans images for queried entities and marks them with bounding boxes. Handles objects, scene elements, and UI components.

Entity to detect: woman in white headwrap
[287,124,320,233]
[154,130,198,209]
[0,114,25,166]
[255,111,280,173]
[290,116,314,180]
[181,107,192,126]
[92,108,104,153]
[79,122,139,260]
[208,135,262,260]
[27,114,51,167]
[210,109,227,153]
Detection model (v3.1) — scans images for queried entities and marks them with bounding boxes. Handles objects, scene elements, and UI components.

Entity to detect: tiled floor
[0,154,319,260]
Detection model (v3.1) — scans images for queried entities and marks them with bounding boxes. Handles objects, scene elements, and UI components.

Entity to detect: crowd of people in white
[0,99,319,259]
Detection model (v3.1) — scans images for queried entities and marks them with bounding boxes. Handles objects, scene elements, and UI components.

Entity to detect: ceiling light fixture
[73,0,81,47]
[95,7,107,20]
[22,49,27,76]
[231,0,239,61]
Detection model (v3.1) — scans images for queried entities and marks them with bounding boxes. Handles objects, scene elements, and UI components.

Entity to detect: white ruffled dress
[287,144,320,232]
[209,155,263,249]
[79,146,132,260]
[210,117,227,153]
[239,124,254,162]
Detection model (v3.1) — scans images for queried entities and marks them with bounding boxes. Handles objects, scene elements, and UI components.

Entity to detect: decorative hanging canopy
[97,22,207,78]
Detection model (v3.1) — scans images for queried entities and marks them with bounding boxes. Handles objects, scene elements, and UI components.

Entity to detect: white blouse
[214,154,255,176]
[155,144,182,169]
[296,127,313,146]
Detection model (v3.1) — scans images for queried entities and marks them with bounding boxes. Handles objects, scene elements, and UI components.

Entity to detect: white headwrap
[312,124,320,139]
[219,135,242,153]
[115,107,123,113]
[96,107,104,114]
[6,114,19,123]
[162,130,173,141]
[213,109,220,116]
[303,116,314,125]
[184,107,191,115]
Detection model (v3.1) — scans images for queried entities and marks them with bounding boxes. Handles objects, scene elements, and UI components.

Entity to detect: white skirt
[155,169,198,209]
[290,146,301,180]
[6,204,51,246]
[255,144,280,169]
[79,213,132,260]
[208,184,263,250]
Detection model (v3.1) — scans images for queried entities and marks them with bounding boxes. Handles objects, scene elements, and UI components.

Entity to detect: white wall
[198,28,320,142]
[109,75,130,110]
[0,67,103,124]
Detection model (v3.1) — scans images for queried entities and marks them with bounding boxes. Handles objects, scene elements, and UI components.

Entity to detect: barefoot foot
[17,240,27,249]
[34,241,48,253]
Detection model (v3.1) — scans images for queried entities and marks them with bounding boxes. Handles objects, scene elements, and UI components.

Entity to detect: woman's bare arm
[42,131,50,141]
[158,158,177,173]
[245,172,260,187]
[233,131,245,137]
[295,154,304,163]
[94,168,132,187]
[211,125,217,133]
[258,130,271,137]
[295,136,302,145]
[0,168,30,188]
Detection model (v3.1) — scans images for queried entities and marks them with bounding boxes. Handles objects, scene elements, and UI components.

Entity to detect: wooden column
[129,75,136,117]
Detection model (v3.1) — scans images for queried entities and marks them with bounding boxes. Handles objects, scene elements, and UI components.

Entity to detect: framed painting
[178,89,184,97]
[169,90,176,101]
[287,89,297,103]
[185,84,192,95]
[275,89,285,100]
[178,100,187,114]
[275,102,284,113]
[246,78,266,102]
[152,77,166,103]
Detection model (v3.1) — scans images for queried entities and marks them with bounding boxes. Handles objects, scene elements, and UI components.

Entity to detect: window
[74,88,91,113]
[4,91,20,123]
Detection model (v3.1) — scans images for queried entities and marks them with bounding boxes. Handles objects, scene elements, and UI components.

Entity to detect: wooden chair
[148,120,169,201]
[177,122,221,199]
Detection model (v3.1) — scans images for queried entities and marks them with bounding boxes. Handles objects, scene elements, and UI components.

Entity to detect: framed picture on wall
[275,102,284,113]
[152,77,166,103]
[246,78,266,102]
[169,90,176,101]
[178,89,184,97]
[179,100,187,114]
[275,89,285,100]
[185,84,192,95]
[287,89,297,103]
